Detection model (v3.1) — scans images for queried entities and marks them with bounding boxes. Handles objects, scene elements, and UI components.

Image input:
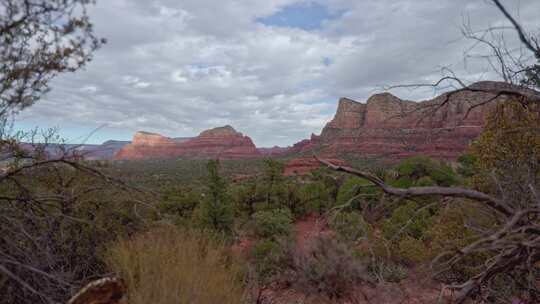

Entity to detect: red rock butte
[288,81,531,159]
[115,81,538,161]
[115,125,260,160]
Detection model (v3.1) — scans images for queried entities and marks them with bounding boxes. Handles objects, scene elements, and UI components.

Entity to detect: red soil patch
[293,214,330,252]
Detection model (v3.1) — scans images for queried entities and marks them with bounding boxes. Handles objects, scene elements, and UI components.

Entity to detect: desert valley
[1,1,540,304]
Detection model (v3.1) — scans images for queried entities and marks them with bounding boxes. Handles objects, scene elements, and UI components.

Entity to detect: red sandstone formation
[177,125,260,159]
[115,81,536,161]
[115,126,261,160]
[114,131,180,159]
[284,156,347,176]
[289,81,531,159]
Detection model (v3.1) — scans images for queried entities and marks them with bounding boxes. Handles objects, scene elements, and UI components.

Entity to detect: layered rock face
[175,125,260,159]
[293,81,521,159]
[115,126,261,160]
[114,131,181,159]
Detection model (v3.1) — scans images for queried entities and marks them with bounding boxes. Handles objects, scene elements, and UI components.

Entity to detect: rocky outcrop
[115,126,261,160]
[291,81,529,159]
[173,125,260,159]
[114,131,181,160]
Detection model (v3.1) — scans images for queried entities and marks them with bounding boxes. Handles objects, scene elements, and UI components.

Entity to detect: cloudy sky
[15,0,540,147]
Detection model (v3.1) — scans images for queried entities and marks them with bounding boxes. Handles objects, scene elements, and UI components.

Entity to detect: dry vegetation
[105,226,246,304]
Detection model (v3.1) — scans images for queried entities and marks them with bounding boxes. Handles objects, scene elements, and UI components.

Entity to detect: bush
[292,235,372,300]
[250,238,292,283]
[297,181,332,214]
[382,201,432,240]
[390,176,414,189]
[367,260,408,283]
[252,208,292,239]
[397,235,429,265]
[415,176,435,186]
[426,205,490,282]
[159,188,200,222]
[329,211,371,244]
[457,153,478,178]
[335,176,376,210]
[395,156,458,186]
[105,226,245,304]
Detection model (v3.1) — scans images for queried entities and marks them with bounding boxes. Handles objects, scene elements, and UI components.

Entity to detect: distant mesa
[114,125,261,160]
[112,81,535,161]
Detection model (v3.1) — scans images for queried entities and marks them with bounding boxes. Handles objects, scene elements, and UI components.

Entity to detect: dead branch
[315,156,512,217]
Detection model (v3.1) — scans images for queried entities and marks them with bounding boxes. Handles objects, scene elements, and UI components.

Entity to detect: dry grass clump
[105,226,245,304]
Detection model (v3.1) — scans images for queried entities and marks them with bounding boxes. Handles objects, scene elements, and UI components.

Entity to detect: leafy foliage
[397,236,429,265]
[329,211,371,244]
[456,153,478,178]
[335,176,376,210]
[159,187,200,224]
[252,208,293,239]
[395,156,458,186]
[382,201,433,240]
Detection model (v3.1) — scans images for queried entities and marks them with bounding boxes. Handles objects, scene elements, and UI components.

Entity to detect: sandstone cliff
[291,81,526,159]
[115,126,260,160]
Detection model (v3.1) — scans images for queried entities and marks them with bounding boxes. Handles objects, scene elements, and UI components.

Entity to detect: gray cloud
[17,0,540,147]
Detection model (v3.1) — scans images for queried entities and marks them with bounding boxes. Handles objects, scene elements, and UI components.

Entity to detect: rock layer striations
[290,81,524,159]
[115,81,534,161]
[115,126,260,160]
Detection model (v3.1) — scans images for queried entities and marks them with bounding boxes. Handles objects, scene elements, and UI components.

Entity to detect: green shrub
[390,176,414,189]
[396,156,432,178]
[397,235,429,265]
[159,189,200,220]
[106,226,245,304]
[457,153,478,178]
[382,201,432,240]
[395,156,458,186]
[335,176,375,210]
[250,238,291,283]
[252,208,292,239]
[429,162,459,186]
[329,212,371,244]
[297,181,332,214]
[426,205,490,282]
[414,176,435,186]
